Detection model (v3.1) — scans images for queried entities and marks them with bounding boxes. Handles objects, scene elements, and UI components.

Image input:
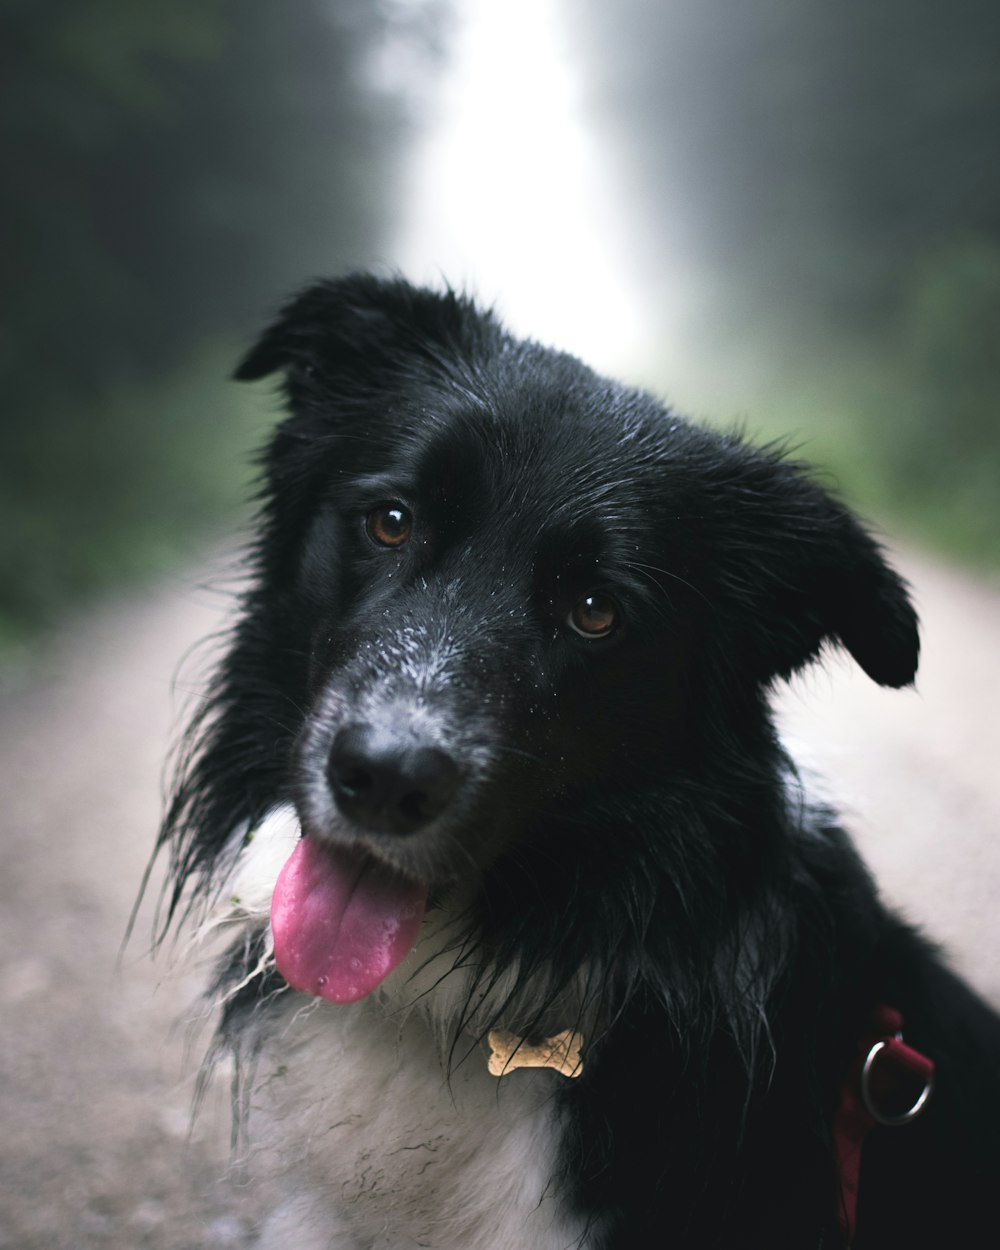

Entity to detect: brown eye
[568,593,620,638]
[366,504,412,548]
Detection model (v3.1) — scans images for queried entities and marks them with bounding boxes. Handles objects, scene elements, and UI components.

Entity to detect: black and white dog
[160,274,1000,1248]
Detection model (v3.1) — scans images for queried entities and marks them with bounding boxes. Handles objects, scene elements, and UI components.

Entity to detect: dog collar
[833,1006,934,1244]
[486,1028,584,1078]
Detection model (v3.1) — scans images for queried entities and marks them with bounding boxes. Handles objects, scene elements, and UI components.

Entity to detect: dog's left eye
[366,504,413,548]
[568,593,621,638]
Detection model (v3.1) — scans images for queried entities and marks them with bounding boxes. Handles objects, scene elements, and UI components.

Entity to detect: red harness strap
[832,1006,935,1245]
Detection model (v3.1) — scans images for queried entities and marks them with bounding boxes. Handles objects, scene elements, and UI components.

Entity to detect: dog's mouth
[270,835,428,1003]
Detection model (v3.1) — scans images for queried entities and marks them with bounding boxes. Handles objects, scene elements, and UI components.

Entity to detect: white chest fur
[210,812,591,1250]
[248,994,589,1250]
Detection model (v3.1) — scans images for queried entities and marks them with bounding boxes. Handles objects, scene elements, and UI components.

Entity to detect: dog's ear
[825,519,918,688]
[801,497,919,688]
[233,273,482,385]
[709,451,920,689]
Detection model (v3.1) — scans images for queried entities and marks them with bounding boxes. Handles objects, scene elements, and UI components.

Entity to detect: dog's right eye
[568,593,621,639]
[366,504,413,548]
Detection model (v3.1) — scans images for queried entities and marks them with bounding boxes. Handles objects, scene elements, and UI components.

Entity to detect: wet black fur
[161,274,1000,1247]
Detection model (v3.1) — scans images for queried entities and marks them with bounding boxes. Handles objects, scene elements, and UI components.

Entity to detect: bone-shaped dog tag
[487,1028,584,1078]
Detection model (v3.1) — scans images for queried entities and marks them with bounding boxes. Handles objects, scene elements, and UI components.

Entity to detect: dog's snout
[327,723,460,835]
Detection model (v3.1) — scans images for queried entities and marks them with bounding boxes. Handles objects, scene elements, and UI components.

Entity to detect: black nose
[326,723,460,834]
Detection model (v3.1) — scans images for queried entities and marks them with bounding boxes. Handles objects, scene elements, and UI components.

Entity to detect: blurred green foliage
[733,235,1000,565]
[575,0,1000,562]
[880,236,1000,558]
[3,0,997,655]
[0,343,269,651]
[0,0,444,644]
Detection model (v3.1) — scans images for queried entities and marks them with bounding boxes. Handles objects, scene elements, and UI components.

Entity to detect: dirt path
[1,546,998,1249]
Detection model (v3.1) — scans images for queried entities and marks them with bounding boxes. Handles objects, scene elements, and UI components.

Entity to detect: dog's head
[167,275,918,1010]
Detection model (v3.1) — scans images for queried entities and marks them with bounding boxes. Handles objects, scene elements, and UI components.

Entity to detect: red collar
[832,1006,935,1244]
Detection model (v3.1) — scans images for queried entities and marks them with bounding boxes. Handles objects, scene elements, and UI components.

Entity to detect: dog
[159,274,1000,1248]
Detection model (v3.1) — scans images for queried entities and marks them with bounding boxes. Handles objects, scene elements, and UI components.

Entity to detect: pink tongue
[271,837,427,1003]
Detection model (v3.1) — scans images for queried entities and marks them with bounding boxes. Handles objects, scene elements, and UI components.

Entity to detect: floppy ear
[233,272,484,385]
[808,502,919,688]
[709,451,920,689]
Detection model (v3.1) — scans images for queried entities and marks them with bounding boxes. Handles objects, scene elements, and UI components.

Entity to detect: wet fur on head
[156,274,1000,1249]
[161,275,916,1048]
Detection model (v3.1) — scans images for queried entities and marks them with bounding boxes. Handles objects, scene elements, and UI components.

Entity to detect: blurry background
[2,3,999,1248]
[3,0,998,650]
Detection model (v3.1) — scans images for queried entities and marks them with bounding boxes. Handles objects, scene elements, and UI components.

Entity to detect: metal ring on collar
[860,1040,934,1126]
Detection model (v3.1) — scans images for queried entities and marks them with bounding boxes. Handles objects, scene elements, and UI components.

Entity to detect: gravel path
[1,546,998,1249]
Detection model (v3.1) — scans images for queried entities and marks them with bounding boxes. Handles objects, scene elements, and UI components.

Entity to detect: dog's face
[267,354,706,887]
[190,276,918,1006]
